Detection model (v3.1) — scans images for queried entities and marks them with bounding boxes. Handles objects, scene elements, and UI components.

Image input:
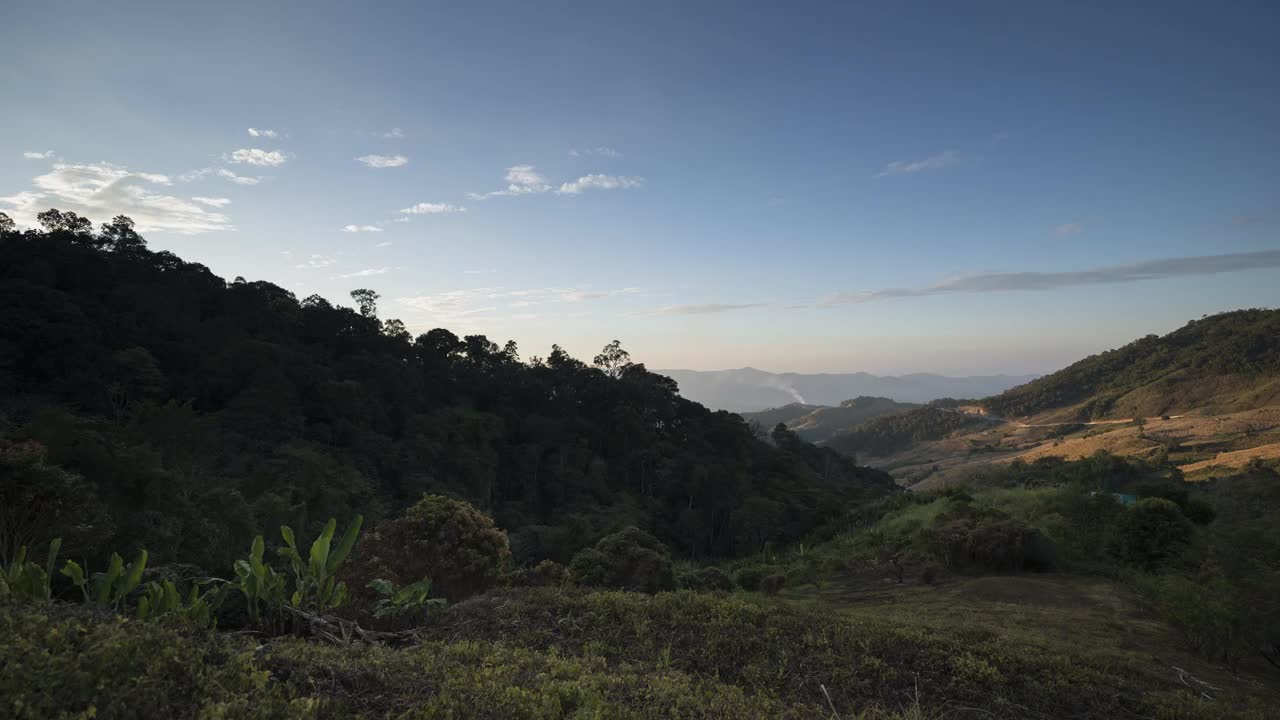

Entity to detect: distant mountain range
[657,367,1038,413]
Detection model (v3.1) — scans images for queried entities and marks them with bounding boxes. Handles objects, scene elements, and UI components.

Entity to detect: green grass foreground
[5,583,1275,719]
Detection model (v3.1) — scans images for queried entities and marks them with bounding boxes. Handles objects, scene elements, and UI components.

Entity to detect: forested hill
[0,211,896,571]
[982,309,1280,421]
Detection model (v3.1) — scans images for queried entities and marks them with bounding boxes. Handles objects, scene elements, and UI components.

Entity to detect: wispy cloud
[376,241,393,248]
[0,162,231,234]
[654,302,766,315]
[337,267,391,278]
[396,285,638,322]
[342,224,383,233]
[878,150,959,177]
[247,128,278,138]
[192,196,231,207]
[181,167,263,185]
[295,254,337,269]
[383,128,405,139]
[1233,215,1266,225]
[569,146,620,158]
[23,150,56,160]
[227,148,288,167]
[468,164,551,199]
[357,154,408,168]
[400,202,465,215]
[1055,222,1082,237]
[821,249,1280,304]
[558,174,643,194]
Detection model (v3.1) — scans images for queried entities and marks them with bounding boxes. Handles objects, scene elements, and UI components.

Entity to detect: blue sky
[2,0,1277,375]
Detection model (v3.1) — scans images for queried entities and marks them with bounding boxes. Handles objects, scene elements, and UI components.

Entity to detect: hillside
[982,310,1280,422]
[0,215,896,570]
[823,405,993,458]
[741,396,919,442]
[657,367,1037,412]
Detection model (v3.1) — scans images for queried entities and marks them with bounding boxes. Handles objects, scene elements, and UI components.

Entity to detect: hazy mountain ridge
[660,367,1038,413]
[981,308,1280,422]
[740,396,920,442]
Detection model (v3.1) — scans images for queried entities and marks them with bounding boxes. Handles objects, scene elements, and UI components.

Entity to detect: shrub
[679,566,734,592]
[0,601,323,719]
[567,527,675,593]
[733,564,775,591]
[928,517,1055,572]
[1108,498,1192,569]
[759,573,787,595]
[346,495,510,602]
[507,559,569,588]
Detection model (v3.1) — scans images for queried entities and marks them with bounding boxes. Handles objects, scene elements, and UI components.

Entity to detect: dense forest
[0,210,896,572]
[822,404,987,458]
[982,309,1280,419]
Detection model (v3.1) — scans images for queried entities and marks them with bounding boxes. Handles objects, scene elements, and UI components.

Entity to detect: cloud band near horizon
[822,249,1280,305]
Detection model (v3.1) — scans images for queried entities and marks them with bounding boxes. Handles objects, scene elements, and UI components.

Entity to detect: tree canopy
[0,211,897,570]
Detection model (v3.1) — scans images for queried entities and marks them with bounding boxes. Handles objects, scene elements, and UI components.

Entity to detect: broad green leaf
[98,553,124,604]
[61,560,86,588]
[43,538,62,578]
[118,549,148,598]
[326,515,363,573]
[308,519,336,580]
[367,578,395,596]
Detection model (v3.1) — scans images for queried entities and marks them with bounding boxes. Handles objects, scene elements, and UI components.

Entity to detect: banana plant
[61,548,149,610]
[233,535,287,626]
[0,538,61,601]
[136,577,225,626]
[367,576,446,618]
[278,515,362,613]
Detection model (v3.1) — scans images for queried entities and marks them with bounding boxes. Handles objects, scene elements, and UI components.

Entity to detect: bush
[928,517,1055,572]
[733,564,778,591]
[1108,498,1192,569]
[678,566,734,592]
[0,601,323,719]
[346,495,510,602]
[507,559,569,588]
[759,573,786,595]
[567,527,675,593]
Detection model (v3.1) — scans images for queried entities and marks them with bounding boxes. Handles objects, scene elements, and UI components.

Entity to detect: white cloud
[179,167,263,185]
[227,148,288,167]
[337,267,392,278]
[821,249,1280,304]
[0,162,231,234]
[400,202,465,215]
[192,196,231,207]
[468,164,551,199]
[569,146,620,158]
[383,128,405,139]
[23,150,56,160]
[1055,222,1082,237]
[557,174,643,194]
[296,254,337,269]
[357,154,408,168]
[342,224,383,233]
[376,241,393,248]
[878,150,959,176]
[247,128,279,138]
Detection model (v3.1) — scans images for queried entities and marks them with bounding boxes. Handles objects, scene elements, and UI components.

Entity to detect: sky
[2,0,1277,376]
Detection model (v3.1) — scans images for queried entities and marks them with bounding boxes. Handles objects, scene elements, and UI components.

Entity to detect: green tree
[1108,497,1192,569]
[346,495,510,602]
[349,288,379,317]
